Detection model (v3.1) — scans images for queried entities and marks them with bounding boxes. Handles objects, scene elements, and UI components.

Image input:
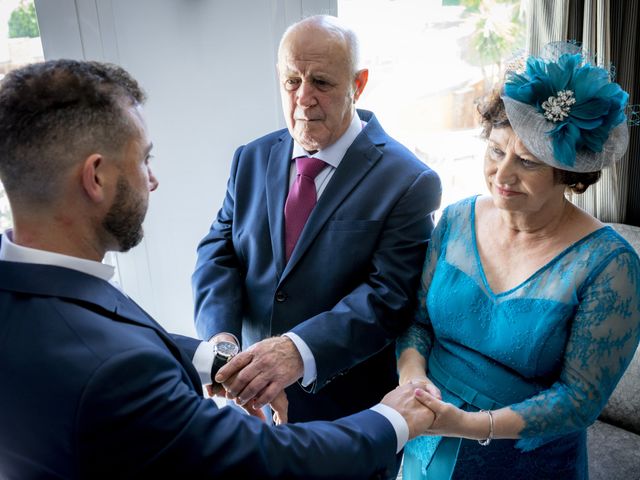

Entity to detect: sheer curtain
[523,0,639,224]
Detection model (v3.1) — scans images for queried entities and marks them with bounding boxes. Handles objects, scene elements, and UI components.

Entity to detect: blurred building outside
[339,0,525,217]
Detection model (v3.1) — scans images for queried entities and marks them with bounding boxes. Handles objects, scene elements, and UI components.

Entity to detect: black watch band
[210,341,239,383]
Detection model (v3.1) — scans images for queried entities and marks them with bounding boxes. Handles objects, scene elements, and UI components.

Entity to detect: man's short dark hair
[0,59,146,204]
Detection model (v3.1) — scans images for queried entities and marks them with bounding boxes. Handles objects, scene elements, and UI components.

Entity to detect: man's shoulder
[229,128,291,165]
[381,136,432,170]
[0,261,160,350]
[359,110,436,175]
[243,127,290,151]
[374,135,440,186]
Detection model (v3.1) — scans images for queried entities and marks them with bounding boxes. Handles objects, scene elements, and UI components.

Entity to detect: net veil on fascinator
[501,42,630,173]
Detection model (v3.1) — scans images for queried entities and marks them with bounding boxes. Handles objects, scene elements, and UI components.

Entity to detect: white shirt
[0,230,116,281]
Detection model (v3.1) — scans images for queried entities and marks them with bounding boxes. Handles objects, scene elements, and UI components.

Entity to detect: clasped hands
[394,377,473,439]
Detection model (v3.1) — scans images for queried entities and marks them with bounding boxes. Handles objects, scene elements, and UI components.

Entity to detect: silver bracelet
[478,410,494,446]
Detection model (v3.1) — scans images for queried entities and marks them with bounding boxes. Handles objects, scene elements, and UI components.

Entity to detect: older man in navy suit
[193,15,441,422]
[0,59,437,479]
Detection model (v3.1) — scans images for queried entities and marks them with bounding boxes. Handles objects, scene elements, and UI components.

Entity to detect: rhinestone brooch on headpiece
[541,90,576,122]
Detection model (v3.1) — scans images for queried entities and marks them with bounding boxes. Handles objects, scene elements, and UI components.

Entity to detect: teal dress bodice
[398,196,640,479]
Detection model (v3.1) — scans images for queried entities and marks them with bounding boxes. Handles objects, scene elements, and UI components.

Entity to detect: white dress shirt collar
[0,229,115,282]
[291,110,365,168]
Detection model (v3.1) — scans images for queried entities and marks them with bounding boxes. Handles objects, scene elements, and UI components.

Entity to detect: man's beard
[102,176,147,252]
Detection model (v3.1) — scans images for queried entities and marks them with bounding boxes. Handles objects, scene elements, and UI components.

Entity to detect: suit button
[275,291,288,302]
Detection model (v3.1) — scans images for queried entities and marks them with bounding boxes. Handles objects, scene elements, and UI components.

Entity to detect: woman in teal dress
[397,44,640,479]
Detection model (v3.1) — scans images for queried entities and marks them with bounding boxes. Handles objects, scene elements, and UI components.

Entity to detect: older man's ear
[353,68,369,102]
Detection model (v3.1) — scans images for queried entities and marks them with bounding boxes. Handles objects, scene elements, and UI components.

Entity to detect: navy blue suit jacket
[0,254,400,479]
[193,110,441,422]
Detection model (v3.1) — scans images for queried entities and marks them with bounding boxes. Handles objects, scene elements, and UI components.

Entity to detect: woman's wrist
[399,370,427,385]
[397,348,427,385]
[464,410,495,441]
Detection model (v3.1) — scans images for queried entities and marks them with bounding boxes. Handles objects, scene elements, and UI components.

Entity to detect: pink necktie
[284,156,327,261]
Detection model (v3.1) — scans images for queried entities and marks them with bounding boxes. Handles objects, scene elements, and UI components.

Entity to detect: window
[0,0,44,230]
[339,0,525,214]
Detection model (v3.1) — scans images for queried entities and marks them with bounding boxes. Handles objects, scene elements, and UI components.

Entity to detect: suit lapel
[265,133,294,277]
[282,112,385,276]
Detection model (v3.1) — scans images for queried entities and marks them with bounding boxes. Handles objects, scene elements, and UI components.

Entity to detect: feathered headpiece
[502,42,629,172]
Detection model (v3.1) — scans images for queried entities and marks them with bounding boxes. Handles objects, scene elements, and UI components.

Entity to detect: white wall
[34,0,337,335]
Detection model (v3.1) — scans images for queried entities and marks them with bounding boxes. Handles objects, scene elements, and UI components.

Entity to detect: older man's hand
[381,382,436,439]
[215,336,303,409]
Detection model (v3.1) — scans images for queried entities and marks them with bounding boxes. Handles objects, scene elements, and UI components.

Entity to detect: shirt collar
[0,229,116,282]
[291,110,365,168]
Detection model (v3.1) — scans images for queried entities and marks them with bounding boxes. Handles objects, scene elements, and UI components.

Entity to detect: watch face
[215,341,239,359]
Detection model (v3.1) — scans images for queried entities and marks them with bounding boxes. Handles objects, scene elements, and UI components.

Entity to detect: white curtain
[524,0,569,55]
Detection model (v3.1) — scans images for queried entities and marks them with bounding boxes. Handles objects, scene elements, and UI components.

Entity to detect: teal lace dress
[397,196,640,480]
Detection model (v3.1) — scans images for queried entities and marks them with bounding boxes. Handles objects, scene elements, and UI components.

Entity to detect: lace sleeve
[396,209,449,359]
[512,249,640,451]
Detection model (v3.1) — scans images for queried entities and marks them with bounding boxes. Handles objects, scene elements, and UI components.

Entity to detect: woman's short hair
[477,89,601,194]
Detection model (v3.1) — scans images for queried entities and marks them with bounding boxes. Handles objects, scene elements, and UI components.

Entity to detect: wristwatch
[211,341,239,383]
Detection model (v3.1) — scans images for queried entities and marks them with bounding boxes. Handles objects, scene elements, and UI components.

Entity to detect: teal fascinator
[502,42,629,172]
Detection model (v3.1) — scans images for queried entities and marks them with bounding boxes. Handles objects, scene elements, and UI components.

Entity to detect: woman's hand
[414,391,504,442]
[414,391,466,436]
[397,348,442,400]
[405,377,442,400]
